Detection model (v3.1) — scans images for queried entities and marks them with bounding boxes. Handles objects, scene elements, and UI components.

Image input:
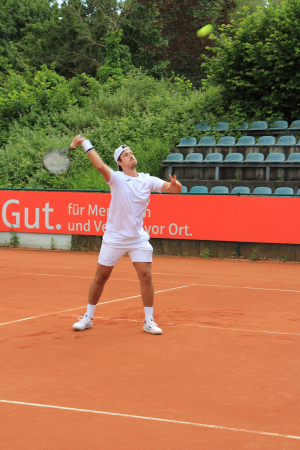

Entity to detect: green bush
[0,68,248,189]
[0,65,94,146]
[203,0,300,121]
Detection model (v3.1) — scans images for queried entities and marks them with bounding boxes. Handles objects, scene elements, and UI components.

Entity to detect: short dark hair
[117,144,129,171]
[117,154,123,171]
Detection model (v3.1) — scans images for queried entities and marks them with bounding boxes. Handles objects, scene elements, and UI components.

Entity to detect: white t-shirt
[103,169,165,245]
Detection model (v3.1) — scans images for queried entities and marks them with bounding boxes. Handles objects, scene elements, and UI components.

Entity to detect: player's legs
[130,243,162,335]
[88,263,114,305]
[132,262,154,307]
[73,242,125,331]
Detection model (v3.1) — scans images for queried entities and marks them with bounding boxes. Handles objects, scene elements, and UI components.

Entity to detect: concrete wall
[4,232,297,262]
[151,239,300,261]
[70,235,300,262]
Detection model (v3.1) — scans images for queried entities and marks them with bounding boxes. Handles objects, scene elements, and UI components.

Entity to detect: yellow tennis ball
[197,24,213,38]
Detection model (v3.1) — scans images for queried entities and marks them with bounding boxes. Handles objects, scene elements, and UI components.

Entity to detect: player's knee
[94,272,109,285]
[141,270,152,284]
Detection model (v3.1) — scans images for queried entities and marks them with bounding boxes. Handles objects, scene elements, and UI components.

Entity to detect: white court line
[0,400,299,440]
[2,269,300,287]
[192,283,300,293]
[0,271,177,284]
[87,316,300,337]
[153,272,300,285]
[1,271,299,293]
[1,271,93,280]
[0,285,189,327]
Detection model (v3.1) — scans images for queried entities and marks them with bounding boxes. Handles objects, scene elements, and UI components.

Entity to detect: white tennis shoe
[143,318,162,335]
[73,313,93,331]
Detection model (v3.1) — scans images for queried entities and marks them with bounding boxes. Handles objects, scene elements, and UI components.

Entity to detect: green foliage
[203,0,300,121]
[19,0,136,79]
[9,227,20,248]
[0,65,95,146]
[0,70,191,188]
[120,1,164,77]
[251,249,258,261]
[97,29,124,84]
[200,248,212,258]
[0,0,242,84]
[137,0,236,86]
[0,66,255,190]
[0,0,55,72]
[234,0,268,16]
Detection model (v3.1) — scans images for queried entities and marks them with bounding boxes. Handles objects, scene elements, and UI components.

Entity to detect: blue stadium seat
[210,186,229,194]
[197,136,216,147]
[204,153,223,162]
[212,122,229,132]
[269,120,288,131]
[265,153,285,163]
[274,187,294,195]
[286,153,300,163]
[162,153,184,163]
[235,136,256,146]
[194,123,211,132]
[249,121,268,131]
[245,153,264,163]
[177,137,197,147]
[183,153,203,163]
[190,186,209,194]
[224,153,244,163]
[181,186,188,193]
[231,186,251,195]
[231,122,249,132]
[253,187,272,195]
[255,136,276,146]
[275,136,296,146]
[289,120,300,131]
[215,136,236,147]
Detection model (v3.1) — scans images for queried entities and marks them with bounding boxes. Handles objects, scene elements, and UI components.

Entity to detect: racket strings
[42,147,71,174]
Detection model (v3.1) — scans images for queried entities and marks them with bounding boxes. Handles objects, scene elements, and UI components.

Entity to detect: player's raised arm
[70,134,111,183]
[161,174,182,193]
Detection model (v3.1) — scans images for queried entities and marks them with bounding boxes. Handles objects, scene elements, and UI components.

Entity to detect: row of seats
[177,135,300,148]
[180,186,298,195]
[194,120,300,133]
[163,152,300,164]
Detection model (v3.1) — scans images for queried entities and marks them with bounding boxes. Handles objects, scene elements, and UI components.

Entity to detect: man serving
[71,135,182,335]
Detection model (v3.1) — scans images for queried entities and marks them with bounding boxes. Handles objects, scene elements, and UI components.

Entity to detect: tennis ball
[197,24,213,38]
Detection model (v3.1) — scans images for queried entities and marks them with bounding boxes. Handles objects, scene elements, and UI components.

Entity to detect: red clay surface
[1,248,300,449]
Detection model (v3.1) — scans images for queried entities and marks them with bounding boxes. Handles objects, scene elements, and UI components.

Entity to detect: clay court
[1,248,300,449]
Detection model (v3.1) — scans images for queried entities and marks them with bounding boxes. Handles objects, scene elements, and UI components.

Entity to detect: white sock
[86,304,96,318]
[144,306,153,322]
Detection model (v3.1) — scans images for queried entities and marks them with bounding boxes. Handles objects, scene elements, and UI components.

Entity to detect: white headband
[114,145,130,164]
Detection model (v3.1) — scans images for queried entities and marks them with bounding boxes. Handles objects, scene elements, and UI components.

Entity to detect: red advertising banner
[0,190,300,244]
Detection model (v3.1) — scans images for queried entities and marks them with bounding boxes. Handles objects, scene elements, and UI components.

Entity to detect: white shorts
[98,241,153,267]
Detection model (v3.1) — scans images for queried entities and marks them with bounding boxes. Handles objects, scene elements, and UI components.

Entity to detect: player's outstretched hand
[69,134,86,149]
[166,174,182,192]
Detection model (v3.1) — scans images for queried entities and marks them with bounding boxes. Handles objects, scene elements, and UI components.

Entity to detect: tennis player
[71,135,182,335]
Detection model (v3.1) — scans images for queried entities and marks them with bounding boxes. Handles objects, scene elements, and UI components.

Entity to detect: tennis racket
[42,146,72,174]
[42,135,85,174]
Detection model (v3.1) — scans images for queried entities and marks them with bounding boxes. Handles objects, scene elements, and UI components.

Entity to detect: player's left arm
[161,175,182,193]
